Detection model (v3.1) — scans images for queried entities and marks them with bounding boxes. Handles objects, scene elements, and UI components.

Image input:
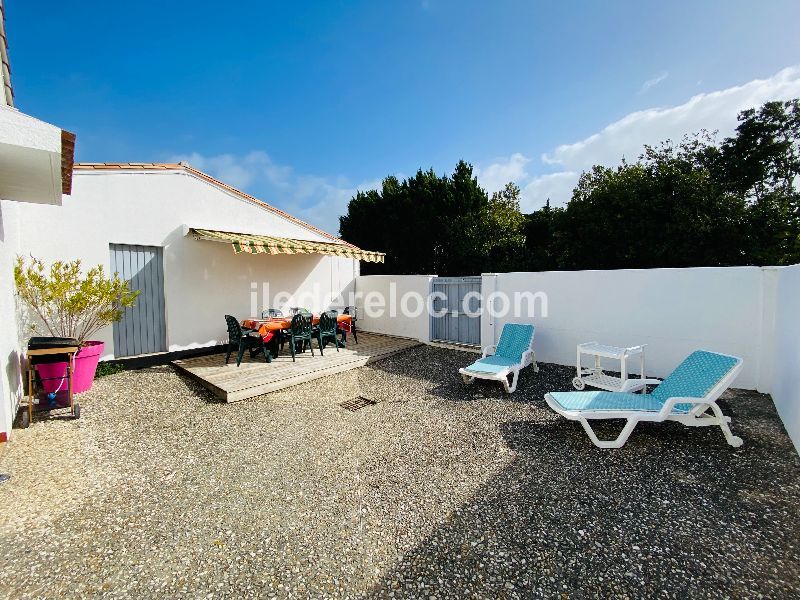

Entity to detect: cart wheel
[73,403,81,420]
[572,377,586,391]
[20,410,29,429]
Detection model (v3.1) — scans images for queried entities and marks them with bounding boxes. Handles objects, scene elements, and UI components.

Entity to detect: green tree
[527,99,800,270]
[713,99,800,264]
[550,139,750,269]
[340,161,525,275]
[522,199,563,271]
[484,183,526,272]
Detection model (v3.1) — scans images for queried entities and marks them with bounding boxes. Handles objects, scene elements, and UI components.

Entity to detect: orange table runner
[242,314,352,342]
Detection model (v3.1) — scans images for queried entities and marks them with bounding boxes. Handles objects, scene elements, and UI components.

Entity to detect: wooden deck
[172,332,421,402]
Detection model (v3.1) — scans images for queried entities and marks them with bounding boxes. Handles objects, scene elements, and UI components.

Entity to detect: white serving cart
[573,342,647,392]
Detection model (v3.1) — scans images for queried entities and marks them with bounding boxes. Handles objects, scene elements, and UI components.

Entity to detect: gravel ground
[0,345,798,599]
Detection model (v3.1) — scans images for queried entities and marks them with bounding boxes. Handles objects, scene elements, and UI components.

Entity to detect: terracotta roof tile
[74,163,183,170]
[60,130,76,195]
[0,0,15,106]
[72,162,356,247]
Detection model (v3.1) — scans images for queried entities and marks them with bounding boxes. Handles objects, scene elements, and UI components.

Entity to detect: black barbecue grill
[27,337,80,364]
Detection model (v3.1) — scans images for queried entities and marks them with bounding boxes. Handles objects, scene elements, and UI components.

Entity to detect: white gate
[430,276,481,345]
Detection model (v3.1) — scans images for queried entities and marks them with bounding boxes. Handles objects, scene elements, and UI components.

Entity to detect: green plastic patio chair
[288,313,314,361]
[315,310,339,355]
[544,350,743,448]
[224,315,270,367]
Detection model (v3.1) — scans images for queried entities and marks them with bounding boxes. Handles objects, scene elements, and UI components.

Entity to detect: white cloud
[474,154,574,211]
[175,151,292,190]
[521,171,578,212]
[170,150,380,235]
[639,71,668,94]
[543,66,800,171]
[474,153,530,194]
[521,66,800,211]
[289,174,383,231]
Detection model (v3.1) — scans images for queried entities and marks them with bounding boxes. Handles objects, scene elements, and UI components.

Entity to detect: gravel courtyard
[0,344,798,599]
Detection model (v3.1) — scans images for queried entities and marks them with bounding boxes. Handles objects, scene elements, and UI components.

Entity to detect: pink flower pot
[37,341,105,395]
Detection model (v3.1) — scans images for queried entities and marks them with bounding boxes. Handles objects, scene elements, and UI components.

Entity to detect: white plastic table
[573,342,646,392]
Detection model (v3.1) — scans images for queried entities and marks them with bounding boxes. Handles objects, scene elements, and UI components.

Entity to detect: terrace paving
[0,344,797,598]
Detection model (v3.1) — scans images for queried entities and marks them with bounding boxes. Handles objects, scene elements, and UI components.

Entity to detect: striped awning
[188,228,385,263]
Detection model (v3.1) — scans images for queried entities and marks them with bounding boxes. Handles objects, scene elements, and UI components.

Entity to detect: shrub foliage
[14,256,139,345]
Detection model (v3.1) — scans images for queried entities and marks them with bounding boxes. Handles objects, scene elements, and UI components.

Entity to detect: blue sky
[6,0,800,232]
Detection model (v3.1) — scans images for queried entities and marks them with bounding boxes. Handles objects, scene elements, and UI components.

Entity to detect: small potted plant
[14,256,139,393]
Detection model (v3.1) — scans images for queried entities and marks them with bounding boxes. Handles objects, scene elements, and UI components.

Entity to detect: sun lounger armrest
[481,345,497,359]
[521,349,536,368]
[619,378,662,393]
[657,396,714,418]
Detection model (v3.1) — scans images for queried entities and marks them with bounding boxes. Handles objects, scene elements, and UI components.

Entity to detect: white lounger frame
[544,354,744,449]
[459,337,538,393]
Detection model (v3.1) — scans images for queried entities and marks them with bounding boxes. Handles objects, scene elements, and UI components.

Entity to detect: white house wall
[0,105,63,204]
[9,170,358,359]
[0,105,61,153]
[0,200,23,439]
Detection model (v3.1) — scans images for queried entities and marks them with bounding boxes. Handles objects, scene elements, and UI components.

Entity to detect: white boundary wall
[354,275,435,342]
[484,268,768,389]
[770,264,800,453]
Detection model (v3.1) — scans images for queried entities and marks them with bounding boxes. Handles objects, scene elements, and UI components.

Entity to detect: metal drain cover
[340,396,377,412]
